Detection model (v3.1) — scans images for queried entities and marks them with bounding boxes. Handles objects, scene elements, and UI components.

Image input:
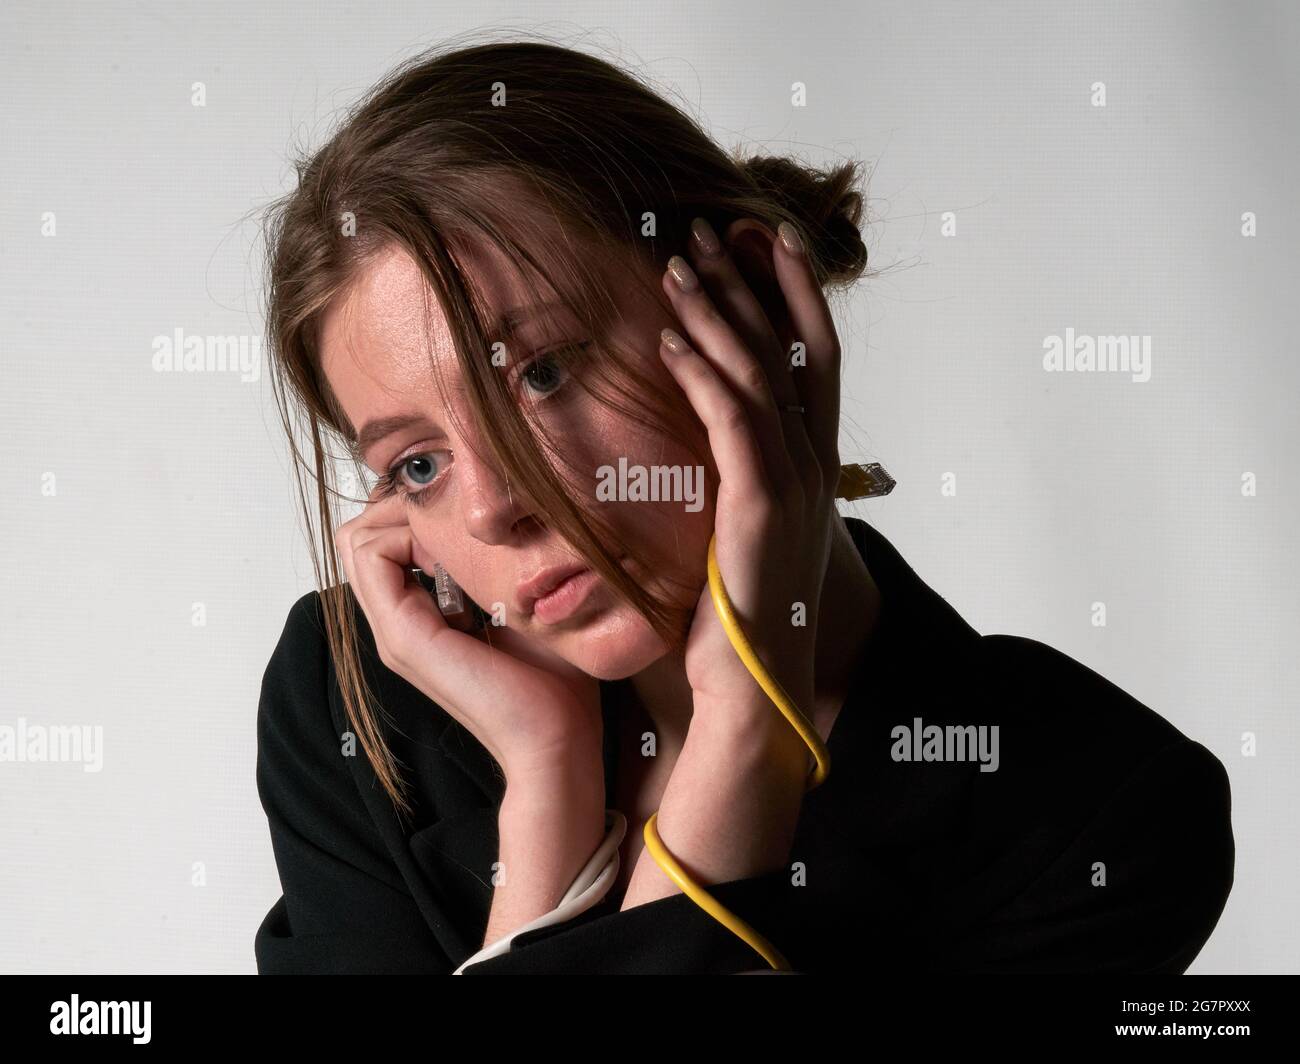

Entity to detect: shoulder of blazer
[970,629,1221,781]
[841,514,1223,806]
[837,519,1234,964]
[936,630,1236,956]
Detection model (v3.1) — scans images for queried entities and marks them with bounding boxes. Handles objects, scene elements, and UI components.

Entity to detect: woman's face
[318,236,715,680]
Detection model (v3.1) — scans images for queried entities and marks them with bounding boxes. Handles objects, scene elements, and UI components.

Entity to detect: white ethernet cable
[452,809,628,974]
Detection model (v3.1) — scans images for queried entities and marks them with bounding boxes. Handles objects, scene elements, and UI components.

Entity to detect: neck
[628,516,881,754]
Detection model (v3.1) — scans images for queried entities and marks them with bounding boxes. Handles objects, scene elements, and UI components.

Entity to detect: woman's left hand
[657,216,844,729]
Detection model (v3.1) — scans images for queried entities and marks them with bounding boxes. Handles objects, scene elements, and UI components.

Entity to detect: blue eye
[521,355,566,396]
[401,454,442,487]
[517,342,591,400]
[377,451,449,507]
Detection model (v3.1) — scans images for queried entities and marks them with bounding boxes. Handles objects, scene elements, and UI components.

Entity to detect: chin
[554,603,677,681]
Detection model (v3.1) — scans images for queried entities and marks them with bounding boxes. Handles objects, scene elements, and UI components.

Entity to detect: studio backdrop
[1,0,1295,974]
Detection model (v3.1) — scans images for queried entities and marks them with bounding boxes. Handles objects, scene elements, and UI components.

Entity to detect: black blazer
[253,516,1235,974]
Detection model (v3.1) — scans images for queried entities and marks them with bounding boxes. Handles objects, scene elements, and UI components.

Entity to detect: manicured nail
[666,255,700,292]
[690,217,723,258]
[660,327,690,354]
[777,221,804,257]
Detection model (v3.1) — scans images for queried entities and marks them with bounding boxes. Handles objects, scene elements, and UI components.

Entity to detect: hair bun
[739,155,869,289]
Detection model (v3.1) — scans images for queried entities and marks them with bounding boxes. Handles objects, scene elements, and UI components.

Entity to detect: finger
[348,526,537,752]
[334,491,409,618]
[718,219,823,486]
[692,217,825,496]
[686,217,798,409]
[657,328,771,510]
[662,255,797,492]
[353,521,486,634]
[351,523,450,667]
[772,221,843,494]
[334,486,408,568]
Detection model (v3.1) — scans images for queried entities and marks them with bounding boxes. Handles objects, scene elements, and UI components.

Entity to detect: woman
[253,38,1234,974]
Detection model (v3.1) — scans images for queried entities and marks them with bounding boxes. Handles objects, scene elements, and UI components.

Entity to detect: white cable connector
[452,809,628,974]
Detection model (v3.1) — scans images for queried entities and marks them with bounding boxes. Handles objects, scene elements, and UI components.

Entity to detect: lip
[516,560,592,616]
[516,553,631,624]
[532,568,603,624]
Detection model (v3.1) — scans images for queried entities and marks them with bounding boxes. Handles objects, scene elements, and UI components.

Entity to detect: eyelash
[373,342,591,508]
[374,454,445,509]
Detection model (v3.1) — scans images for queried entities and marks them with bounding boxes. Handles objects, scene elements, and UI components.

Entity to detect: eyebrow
[499,300,567,336]
[346,301,568,462]
[348,414,438,463]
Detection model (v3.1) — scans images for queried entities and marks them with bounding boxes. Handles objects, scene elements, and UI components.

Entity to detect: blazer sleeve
[254,592,453,974]
[921,736,1236,974]
[459,873,809,974]
[458,844,921,974]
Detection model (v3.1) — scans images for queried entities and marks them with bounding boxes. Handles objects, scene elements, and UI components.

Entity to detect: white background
[1,0,1295,973]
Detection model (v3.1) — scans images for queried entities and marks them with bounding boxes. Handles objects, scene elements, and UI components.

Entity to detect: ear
[724,218,794,341]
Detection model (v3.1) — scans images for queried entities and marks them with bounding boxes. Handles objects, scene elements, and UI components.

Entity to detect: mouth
[518,553,631,626]
[531,567,603,624]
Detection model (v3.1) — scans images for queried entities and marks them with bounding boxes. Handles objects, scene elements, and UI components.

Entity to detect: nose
[454,425,537,545]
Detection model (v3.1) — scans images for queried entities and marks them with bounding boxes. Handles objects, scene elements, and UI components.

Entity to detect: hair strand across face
[259,34,873,819]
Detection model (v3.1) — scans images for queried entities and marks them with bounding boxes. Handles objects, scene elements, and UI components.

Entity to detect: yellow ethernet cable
[641,461,895,972]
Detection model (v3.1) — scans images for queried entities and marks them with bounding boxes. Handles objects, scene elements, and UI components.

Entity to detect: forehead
[318,235,566,422]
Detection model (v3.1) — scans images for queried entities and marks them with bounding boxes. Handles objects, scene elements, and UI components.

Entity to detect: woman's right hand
[334,486,605,784]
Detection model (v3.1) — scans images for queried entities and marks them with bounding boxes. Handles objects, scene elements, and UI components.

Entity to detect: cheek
[406,517,499,611]
[406,515,470,578]
[563,405,715,592]
[407,523,441,574]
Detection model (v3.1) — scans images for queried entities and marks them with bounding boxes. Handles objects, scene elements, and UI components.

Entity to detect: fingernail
[778,221,804,257]
[666,255,700,292]
[660,327,690,354]
[690,217,723,258]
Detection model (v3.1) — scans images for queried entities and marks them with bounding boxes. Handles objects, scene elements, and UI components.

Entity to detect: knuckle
[778,472,806,510]
[749,491,779,528]
[719,399,750,436]
[769,485,801,522]
[820,456,839,495]
[678,354,707,386]
[741,361,769,396]
[697,301,722,327]
[805,459,827,501]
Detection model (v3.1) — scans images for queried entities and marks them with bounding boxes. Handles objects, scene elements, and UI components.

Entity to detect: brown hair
[259,32,875,822]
